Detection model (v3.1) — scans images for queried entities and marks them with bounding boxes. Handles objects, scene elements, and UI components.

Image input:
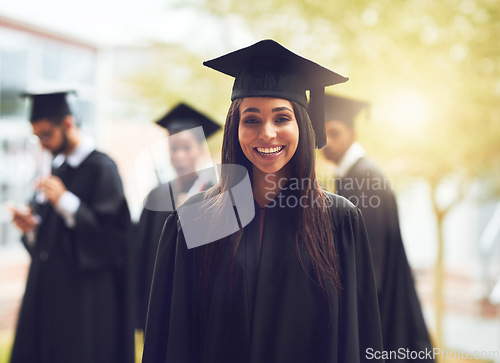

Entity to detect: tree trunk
[430,179,467,353]
[434,211,445,351]
[431,184,446,352]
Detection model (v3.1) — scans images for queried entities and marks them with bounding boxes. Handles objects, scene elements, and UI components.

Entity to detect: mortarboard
[203,39,348,148]
[324,93,370,129]
[155,103,221,140]
[20,90,76,122]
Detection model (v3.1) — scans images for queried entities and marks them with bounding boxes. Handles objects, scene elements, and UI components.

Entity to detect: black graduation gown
[135,176,214,330]
[143,187,385,363]
[10,151,134,363]
[336,156,434,362]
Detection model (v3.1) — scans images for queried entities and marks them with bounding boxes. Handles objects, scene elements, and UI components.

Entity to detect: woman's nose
[259,121,277,140]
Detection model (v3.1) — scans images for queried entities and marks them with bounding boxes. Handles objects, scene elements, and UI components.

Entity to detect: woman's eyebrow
[272,107,293,113]
[241,107,260,114]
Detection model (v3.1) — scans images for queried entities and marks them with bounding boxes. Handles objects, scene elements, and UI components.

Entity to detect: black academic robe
[10,151,134,363]
[135,176,213,330]
[143,187,385,363]
[336,156,434,362]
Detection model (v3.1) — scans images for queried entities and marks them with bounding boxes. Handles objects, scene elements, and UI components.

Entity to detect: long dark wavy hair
[200,98,342,308]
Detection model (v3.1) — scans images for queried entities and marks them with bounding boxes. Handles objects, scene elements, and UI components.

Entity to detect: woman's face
[238,97,299,175]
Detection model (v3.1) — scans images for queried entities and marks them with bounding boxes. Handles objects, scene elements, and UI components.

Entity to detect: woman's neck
[252,165,290,207]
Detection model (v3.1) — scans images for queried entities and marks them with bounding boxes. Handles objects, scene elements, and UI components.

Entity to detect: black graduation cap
[324,93,370,128]
[155,103,221,140]
[203,39,348,148]
[20,90,76,122]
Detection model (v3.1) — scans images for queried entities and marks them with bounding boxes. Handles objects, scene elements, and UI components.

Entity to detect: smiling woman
[143,39,385,363]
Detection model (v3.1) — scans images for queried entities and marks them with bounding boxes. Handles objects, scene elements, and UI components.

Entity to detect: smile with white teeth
[255,146,284,155]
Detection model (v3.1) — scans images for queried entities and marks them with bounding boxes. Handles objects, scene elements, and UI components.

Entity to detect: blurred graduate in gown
[322,93,434,362]
[10,91,134,363]
[135,103,220,330]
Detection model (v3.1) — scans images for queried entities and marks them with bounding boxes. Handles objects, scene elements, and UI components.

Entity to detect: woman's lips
[255,146,284,155]
[253,146,285,159]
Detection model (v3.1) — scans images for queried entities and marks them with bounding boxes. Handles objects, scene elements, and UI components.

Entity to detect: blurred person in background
[322,93,434,362]
[9,91,134,363]
[135,102,220,331]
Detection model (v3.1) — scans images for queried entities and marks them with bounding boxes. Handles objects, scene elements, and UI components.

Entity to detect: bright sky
[0,0,253,52]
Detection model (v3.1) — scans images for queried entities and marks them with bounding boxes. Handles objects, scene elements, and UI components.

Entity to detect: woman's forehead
[239,97,294,111]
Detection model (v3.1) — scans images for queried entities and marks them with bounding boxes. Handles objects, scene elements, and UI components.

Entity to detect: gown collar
[336,142,365,178]
[52,137,95,169]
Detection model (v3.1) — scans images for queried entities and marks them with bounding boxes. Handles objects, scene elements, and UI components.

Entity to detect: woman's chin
[253,163,289,176]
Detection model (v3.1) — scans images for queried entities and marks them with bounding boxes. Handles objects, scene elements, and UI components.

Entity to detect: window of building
[0,50,27,118]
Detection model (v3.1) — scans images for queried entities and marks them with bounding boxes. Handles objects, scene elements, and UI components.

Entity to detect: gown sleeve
[21,233,36,257]
[135,207,173,329]
[335,202,385,363]
[71,155,131,270]
[142,212,199,363]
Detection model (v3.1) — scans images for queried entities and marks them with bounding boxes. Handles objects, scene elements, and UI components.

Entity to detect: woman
[143,40,384,363]
[136,103,220,330]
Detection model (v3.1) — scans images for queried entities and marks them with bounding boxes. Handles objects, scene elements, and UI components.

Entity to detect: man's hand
[37,176,67,206]
[10,206,38,234]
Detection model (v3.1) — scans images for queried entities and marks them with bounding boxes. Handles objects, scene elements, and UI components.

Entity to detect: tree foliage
[131,0,500,193]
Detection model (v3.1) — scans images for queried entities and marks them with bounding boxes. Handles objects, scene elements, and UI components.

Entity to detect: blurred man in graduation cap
[135,102,220,331]
[9,91,134,363]
[322,93,434,362]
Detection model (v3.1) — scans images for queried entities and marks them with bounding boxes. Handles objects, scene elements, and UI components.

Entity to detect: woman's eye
[275,116,291,123]
[243,118,259,124]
